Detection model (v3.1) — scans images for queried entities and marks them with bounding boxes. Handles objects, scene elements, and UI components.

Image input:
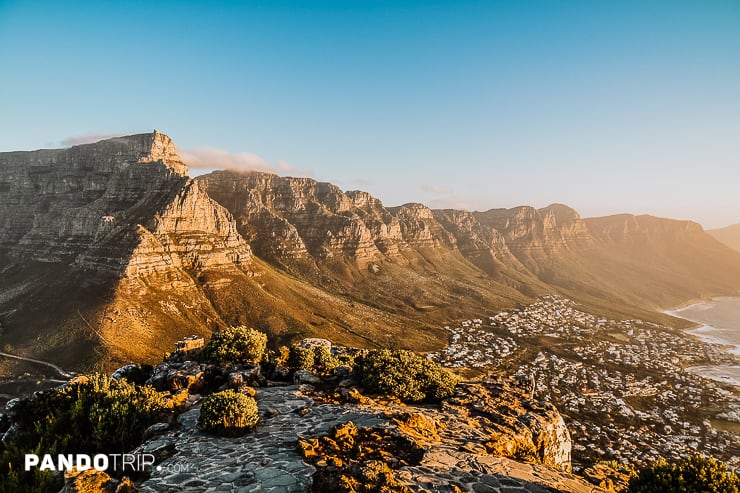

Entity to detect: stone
[61,467,117,493]
[143,422,171,440]
[111,364,140,381]
[177,408,200,429]
[293,370,322,385]
[4,398,20,413]
[300,338,332,350]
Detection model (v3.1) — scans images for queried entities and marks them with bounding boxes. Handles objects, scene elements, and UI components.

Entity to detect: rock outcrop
[0,130,250,273]
[0,132,254,370]
[134,370,590,493]
[198,171,409,264]
[4,132,740,371]
[473,204,595,274]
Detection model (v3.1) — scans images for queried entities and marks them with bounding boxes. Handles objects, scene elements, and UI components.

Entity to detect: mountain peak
[94,130,187,175]
[538,203,581,224]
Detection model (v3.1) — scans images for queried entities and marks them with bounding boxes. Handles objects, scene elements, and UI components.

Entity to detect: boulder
[300,338,332,350]
[294,369,323,385]
[60,467,134,493]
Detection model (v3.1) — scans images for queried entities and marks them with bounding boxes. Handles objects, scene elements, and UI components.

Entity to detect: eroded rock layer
[3,132,740,371]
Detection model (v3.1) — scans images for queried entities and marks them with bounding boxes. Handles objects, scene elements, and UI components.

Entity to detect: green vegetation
[197,389,259,436]
[627,455,740,493]
[285,345,345,376]
[0,374,172,493]
[202,326,267,365]
[354,349,459,403]
[287,346,315,370]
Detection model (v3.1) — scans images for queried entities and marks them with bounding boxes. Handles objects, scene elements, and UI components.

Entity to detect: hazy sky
[1,1,738,228]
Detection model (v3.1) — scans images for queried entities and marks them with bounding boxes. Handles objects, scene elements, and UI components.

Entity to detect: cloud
[178,146,314,177]
[421,184,453,195]
[62,133,126,146]
[178,146,274,172]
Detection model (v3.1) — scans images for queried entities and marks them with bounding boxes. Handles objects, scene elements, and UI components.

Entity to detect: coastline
[664,298,740,387]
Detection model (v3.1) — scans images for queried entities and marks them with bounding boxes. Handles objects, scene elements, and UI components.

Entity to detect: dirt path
[0,351,74,379]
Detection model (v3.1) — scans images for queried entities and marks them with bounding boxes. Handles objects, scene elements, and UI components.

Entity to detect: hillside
[709,222,740,253]
[2,131,740,371]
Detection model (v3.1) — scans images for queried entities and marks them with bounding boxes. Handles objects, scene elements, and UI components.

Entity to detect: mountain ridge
[2,131,740,371]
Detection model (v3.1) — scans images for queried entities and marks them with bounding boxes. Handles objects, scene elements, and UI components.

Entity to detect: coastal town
[431,295,740,470]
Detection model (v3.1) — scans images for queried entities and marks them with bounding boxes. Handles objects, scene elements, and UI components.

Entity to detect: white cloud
[178,146,274,172]
[177,146,314,177]
[62,133,126,146]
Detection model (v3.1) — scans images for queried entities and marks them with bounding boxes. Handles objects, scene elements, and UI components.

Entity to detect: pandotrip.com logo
[25,453,155,473]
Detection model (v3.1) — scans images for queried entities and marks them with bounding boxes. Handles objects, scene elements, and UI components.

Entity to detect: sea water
[667,297,740,387]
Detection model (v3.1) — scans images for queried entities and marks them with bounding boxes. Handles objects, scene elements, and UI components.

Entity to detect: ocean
[666,297,740,387]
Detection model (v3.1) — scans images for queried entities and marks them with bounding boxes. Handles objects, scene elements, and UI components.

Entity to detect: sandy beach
[666,297,740,387]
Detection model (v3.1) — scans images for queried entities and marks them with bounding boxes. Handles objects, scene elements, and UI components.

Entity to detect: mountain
[2,131,740,372]
[709,223,740,253]
[0,131,254,370]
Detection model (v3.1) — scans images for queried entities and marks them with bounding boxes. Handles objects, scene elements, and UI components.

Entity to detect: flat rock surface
[135,385,606,493]
[136,385,383,493]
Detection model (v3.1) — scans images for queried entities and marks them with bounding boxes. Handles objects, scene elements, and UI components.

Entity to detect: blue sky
[1,1,738,228]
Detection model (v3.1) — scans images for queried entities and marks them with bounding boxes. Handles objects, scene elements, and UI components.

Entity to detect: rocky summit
[55,343,601,493]
[2,131,740,372]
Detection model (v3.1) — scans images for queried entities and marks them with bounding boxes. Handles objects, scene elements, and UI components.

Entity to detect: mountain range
[2,131,740,372]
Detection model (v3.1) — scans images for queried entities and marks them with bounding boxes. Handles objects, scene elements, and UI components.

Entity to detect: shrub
[198,389,259,436]
[285,345,343,376]
[0,374,171,493]
[627,455,740,493]
[354,350,459,403]
[12,374,170,452]
[287,346,315,370]
[202,326,267,365]
[275,345,291,365]
[313,346,340,375]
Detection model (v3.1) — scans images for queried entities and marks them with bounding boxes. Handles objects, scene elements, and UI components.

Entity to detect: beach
[666,297,740,387]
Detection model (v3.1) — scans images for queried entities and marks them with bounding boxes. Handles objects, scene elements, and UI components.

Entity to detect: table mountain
[2,131,740,371]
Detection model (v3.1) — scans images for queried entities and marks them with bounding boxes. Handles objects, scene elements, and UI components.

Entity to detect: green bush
[198,389,259,436]
[354,349,459,403]
[313,346,340,375]
[202,326,267,365]
[285,345,343,376]
[287,346,315,370]
[0,374,171,493]
[627,455,740,493]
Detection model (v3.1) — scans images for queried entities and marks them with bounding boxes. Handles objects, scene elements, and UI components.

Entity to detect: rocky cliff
[201,168,740,319]
[3,132,740,372]
[0,130,249,272]
[0,132,255,370]
[198,170,538,330]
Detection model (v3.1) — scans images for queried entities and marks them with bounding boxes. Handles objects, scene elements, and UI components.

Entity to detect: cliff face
[199,170,539,326]
[3,132,740,371]
[474,204,595,273]
[0,130,250,274]
[0,132,254,369]
[200,168,740,321]
[579,214,740,308]
[198,171,409,264]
